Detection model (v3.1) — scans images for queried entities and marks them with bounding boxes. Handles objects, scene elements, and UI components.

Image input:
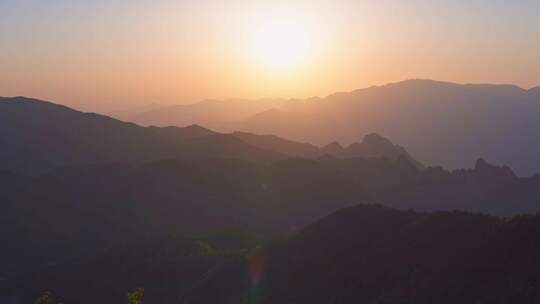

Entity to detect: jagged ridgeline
[128,80,540,176]
[0,96,419,174]
[1,96,540,304]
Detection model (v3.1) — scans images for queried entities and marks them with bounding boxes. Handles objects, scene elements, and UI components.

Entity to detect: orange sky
[1,1,539,112]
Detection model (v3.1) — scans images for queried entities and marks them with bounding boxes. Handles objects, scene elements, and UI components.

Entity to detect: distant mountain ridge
[0,96,420,173]
[232,131,423,170]
[0,97,283,172]
[4,82,540,304]
[126,79,540,175]
[2,155,539,279]
[129,98,286,130]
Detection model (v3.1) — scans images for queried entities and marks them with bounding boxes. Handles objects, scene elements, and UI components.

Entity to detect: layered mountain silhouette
[8,204,540,304]
[129,98,285,130]
[232,131,423,169]
[183,204,540,304]
[127,79,540,175]
[0,97,289,173]
[2,156,540,285]
[0,96,419,173]
[2,93,540,303]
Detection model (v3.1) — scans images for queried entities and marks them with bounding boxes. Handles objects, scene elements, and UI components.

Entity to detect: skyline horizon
[3,1,540,113]
[4,2,540,303]
[3,77,540,113]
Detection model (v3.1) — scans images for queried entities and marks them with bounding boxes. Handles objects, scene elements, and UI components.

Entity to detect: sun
[251,19,310,71]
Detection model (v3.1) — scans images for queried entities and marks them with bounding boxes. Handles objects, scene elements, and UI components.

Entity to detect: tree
[127,288,145,304]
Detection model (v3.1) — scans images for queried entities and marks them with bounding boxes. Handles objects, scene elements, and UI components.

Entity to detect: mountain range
[125,79,540,175]
[0,96,419,173]
[6,204,540,304]
[2,92,540,303]
[2,149,540,286]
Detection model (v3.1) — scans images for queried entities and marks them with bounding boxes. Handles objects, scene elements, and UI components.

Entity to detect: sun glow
[250,18,311,71]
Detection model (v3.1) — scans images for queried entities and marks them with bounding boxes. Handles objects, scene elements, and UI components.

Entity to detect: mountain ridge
[0,96,420,173]
[122,79,540,175]
[182,203,540,304]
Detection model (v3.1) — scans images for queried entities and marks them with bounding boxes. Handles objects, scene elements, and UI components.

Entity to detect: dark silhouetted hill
[10,203,540,304]
[5,234,272,304]
[0,158,370,279]
[3,94,540,303]
[0,96,422,173]
[0,97,285,173]
[184,204,540,304]
[1,157,540,282]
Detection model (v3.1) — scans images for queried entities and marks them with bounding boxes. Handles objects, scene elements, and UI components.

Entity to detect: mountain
[129,99,285,131]
[324,157,540,215]
[127,79,540,176]
[231,131,422,169]
[0,158,371,279]
[4,233,271,304]
[3,93,540,303]
[234,108,343,145]
[529,86,540,98]
[2,156,540,282]
[108,102,165,122]
[184,204,540,304]
[231,131,321,158]
[0,97,286,173]
[0,96,421,173]
[9,204,540,303]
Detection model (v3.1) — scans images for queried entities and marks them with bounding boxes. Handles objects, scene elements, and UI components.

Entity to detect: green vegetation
[127,288,144,304]
[34,292,62,304]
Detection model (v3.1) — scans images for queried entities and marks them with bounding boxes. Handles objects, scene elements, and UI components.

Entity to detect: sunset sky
[1,0,539,111]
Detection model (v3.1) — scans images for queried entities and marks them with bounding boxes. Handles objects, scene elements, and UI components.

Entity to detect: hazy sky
[1,0,540,111]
